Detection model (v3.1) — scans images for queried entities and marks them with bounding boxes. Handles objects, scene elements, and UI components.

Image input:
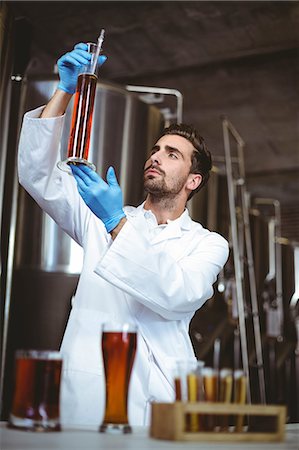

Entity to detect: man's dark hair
[159,123,212,200]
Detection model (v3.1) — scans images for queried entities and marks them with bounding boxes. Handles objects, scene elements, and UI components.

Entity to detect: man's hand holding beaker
[71,164,126,233]
[57,43,107,94]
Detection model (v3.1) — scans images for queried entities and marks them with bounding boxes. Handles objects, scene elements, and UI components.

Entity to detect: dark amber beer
[9,350,62,431]
[67,73,97,162]
[100,324,137,433]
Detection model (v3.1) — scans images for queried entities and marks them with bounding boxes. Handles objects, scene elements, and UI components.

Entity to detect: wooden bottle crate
[150,402,286,442]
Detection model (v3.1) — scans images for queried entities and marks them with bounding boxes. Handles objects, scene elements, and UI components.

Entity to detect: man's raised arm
[41,43,106,118]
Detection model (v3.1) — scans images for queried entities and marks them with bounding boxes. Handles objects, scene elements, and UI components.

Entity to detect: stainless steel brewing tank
[16,75,165,273]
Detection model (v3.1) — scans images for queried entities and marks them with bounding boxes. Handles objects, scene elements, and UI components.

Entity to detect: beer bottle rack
[150,402,286,442]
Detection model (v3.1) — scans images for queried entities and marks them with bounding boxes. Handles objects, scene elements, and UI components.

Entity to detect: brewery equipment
[254,199,283,339]
[222,117,266,405]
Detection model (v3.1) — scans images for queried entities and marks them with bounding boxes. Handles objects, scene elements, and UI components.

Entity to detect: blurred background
[1,1,298,422]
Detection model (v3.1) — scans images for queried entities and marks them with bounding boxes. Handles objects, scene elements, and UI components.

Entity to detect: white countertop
[1,423,298,450]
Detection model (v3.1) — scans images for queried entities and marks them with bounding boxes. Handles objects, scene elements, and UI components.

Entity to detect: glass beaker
[202,367,219,431]
[173,358,205,432]
[99,322,137,434]
[8,350,63,432]
[173,358,204,402]
[57,42,101,172]
[218,368,233,430]
[233,369,247,431]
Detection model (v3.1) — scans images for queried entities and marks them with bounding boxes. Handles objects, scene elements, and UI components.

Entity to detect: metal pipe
[0,79,26,415]
[222,116,245,147]
[254,198,284,338]
[126,85,183,123]
[290,246,299,420]
[222,117,267,404]
[242,190,266,403]
[207,168,219,231]
[222,119,251,404]
[0,171,19,414]
[267,219,276,281]
[0,82,12,284]
[290,247,299,312]
[0,7,14,291]
[213,338,221,373]
[120,94,133,201]
[234,328,241,370]
[274,202,283,337]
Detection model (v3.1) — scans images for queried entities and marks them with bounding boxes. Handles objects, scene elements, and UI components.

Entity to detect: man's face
[143,134,195,198]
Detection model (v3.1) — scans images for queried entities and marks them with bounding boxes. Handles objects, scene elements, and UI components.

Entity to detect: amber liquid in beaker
[67,73,97,162]
[102,331,137,425]
[174,378,182,400]
[203,371,218,431]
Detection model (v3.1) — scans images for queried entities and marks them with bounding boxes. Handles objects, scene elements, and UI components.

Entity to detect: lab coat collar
[134,202,192,229]
[125,202,192,244]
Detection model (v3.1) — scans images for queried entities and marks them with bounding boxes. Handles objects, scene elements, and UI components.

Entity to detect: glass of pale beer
[8,350,63,431]
[57,41,101,172]
[99,322,137,434]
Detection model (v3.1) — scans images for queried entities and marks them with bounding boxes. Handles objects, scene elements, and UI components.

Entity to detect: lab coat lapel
[150,220,183,245]
[151,209,193,245]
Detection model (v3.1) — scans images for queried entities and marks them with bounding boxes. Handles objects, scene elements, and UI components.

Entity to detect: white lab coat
[17,107,229,429]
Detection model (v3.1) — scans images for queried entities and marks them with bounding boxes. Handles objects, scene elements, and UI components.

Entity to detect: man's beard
[143,173,187,199]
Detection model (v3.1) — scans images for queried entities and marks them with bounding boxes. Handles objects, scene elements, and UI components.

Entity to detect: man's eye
[169,152,178,159]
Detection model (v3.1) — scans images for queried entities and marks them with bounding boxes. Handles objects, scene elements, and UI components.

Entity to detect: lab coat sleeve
[94,219,229,320]
[17,106,95,246]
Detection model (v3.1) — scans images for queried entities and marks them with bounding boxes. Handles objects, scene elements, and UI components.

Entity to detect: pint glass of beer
[57,36,104,172]
[99,323,137,434]
[9,350,63,431]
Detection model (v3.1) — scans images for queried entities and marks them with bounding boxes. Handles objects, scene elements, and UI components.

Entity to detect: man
[18,43,229,428]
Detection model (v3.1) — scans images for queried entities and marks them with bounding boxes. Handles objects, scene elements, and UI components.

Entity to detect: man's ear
[187,173,202,192]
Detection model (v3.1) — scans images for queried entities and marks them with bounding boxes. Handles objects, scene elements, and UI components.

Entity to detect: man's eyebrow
[150,144,184,157]
[151,145,160,151]
[165,145,184,157]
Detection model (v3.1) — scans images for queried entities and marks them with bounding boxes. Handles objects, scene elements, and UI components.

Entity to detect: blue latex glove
[71,164,126,233]
[57,43,107,94]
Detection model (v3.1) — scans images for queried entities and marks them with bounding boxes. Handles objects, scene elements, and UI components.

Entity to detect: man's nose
[150,151,161,165]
